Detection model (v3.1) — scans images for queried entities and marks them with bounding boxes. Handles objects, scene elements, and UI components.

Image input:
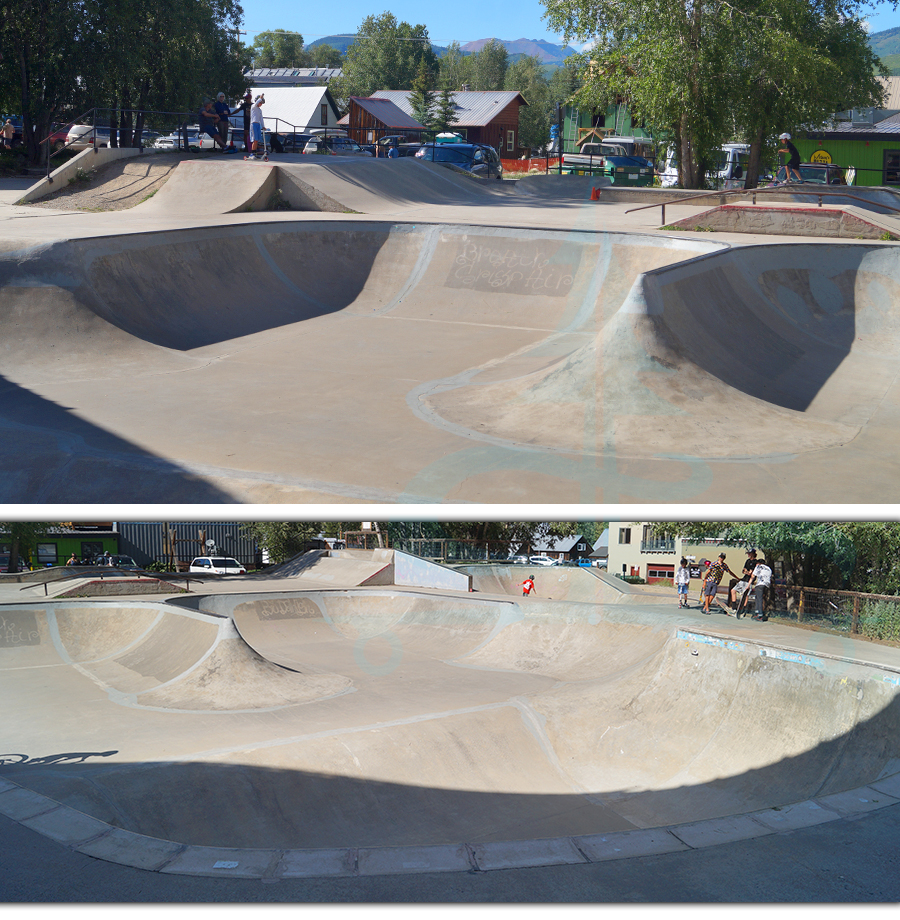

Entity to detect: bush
[858,599,900,642]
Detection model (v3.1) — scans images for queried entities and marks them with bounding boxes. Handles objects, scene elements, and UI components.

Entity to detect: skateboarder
[675,557,691,608]
[519,574,535,596]
[702,552,738,614]
[777,133,803,183]
[246,94,266,160]
[748,556,774,621]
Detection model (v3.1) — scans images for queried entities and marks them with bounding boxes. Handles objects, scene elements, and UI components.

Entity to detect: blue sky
[239,0,900,47]
[238,0,578,47]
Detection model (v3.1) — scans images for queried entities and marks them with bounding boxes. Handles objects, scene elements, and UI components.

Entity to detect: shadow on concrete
[0,373,234,502]
[646,244,900,412]
[1,694,898,851]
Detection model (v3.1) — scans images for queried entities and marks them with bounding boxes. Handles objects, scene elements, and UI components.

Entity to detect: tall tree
[0,522,55,572]
[543,0,888,188]
[505,54,550,151]
[331,13,438,106]
[0,0,93,165]
[308,44,344,69]
[431,89,459,134]
[240,522,324,564]
[472,38,508,91]
[439,41,473,90]
[409,59,436,129]
[730,0,885,188]
[249,29,306,69]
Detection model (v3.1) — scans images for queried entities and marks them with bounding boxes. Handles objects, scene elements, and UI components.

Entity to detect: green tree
[649,521,857,587]
[409,59,436,129]
[472,38,508,91]
[308,44,344,69]
[249,29,306,69]
[240,522,324,564]
[505,54,550,151]
[331,13,438,106]
[0,0,93,165]
[431,89,459,134]
[730,0,885,188]
[0,522,55,572]
[439,41,473,90]
[543,0,887,188]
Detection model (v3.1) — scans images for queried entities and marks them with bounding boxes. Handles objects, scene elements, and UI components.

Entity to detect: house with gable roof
[366,89,527,156]
[340,97,427,147]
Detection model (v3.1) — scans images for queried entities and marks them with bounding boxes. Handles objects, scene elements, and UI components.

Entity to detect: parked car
[528,555,557,566]
[415,142,503,179]
[303,135,373,156]
[108,555,140,570]
[0,553,29,572]
[273,132,314,153]
[43,123,73,152]
[769,162,849,186]
[0,113,23,146]
[188,556,247,575]
[66,124,113,150]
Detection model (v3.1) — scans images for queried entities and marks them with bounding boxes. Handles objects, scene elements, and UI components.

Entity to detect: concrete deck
[1,560,898,884]
[2,156,898,504]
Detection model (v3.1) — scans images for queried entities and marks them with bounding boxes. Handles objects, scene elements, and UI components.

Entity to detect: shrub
[858,599,900,641]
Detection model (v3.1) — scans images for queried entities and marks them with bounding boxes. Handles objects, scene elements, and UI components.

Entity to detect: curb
[1,771,898,879]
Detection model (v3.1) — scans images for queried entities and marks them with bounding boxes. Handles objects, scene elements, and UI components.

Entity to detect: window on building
[81,541,103,561]
[320,103,328,126]
[507,130,515,152]
[36,543,58,565]
[885,150,900,185]
[647,565,675,579]
[619,528,631,544]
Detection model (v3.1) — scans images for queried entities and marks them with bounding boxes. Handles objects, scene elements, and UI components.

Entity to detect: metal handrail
[625,184,900,226]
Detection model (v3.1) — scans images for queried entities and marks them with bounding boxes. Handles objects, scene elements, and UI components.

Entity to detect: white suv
[188,556,247,575]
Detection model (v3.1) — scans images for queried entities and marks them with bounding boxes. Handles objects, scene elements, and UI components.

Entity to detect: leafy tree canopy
[330,13,438,107]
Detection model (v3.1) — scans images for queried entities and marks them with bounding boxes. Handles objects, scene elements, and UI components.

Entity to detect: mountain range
[307,34,577,64]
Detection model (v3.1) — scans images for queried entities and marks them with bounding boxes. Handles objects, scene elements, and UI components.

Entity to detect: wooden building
[341,96,426,146]
[369,90,528,156]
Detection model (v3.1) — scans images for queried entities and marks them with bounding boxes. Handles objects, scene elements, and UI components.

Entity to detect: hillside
[869,26,900,58]
[307,33,575,64]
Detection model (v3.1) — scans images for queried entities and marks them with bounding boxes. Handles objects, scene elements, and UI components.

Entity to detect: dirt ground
[24,151,204,211]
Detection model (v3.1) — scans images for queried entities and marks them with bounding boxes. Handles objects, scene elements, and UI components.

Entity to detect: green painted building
[1,525,119,568]
[561,102,654,154]
[794,125,900,187]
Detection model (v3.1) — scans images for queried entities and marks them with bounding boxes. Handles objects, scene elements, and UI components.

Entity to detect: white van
[660,143,750,189]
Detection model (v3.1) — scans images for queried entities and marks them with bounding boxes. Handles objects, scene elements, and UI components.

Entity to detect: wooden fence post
[798,588,805,622]
[852,596,860,635]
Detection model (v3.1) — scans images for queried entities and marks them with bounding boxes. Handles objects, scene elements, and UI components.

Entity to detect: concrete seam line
[569,837,593,862]
[151,842,190,872]
[463,842,479,871]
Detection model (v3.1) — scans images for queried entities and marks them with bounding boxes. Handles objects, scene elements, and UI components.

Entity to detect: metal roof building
[232,86,343,134]
[245,67,342,87]
[370,90,528,154]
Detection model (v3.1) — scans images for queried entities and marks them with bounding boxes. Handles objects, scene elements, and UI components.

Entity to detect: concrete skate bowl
[1,591,899,878]
[424,241,900,465]
[0,220,728,503]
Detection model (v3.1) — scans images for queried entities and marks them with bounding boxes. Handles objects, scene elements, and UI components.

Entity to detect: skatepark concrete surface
[4,156,900,503]
[1,555,899,889]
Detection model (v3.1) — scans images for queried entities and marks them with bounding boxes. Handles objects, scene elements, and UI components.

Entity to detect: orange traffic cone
[590,186,600,201]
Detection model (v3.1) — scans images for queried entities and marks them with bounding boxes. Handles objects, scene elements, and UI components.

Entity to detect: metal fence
[390,538,532,563]
[772,584,900,641]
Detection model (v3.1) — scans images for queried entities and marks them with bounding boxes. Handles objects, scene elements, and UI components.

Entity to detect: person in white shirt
[247,94,265,159]
[748,558,773,621]
[675,557,690,608]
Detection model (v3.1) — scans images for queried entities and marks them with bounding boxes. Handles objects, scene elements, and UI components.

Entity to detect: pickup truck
[561,142,654,186]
